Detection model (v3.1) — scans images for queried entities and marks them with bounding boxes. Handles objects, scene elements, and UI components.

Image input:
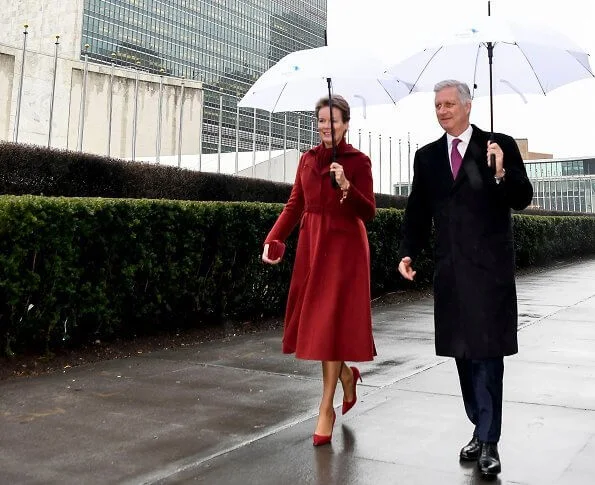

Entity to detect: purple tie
[451,138,462,178]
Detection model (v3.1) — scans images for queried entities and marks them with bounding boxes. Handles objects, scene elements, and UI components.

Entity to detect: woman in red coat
[262,95,376,446]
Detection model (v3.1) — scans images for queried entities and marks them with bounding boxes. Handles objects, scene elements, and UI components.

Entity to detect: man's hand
[398,256,416,281]
[487,141,505,177]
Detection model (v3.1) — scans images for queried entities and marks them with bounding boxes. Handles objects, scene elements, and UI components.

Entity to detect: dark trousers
[455,357,504,443]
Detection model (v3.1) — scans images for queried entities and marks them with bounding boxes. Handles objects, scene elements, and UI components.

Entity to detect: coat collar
[309,139,361,175]
[309,138,359,158]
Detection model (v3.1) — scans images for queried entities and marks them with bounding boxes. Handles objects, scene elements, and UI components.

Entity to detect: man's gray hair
[434,80,472,103]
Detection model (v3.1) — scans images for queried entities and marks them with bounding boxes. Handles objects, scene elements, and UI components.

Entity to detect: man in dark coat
[397,79,533,479]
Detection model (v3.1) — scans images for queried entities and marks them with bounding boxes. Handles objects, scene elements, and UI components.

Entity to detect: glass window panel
[82,0,326,154]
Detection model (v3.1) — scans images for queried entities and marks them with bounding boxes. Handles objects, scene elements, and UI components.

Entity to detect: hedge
[1,195,593,356]
[0,141,407,209]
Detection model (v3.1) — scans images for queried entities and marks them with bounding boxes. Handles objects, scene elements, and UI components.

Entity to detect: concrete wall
[0,52,15,141]
[67,64,203,158]
[4,0,84,59]
[0,44,203,159]
[237,150,301,183]
[137,150,301,183]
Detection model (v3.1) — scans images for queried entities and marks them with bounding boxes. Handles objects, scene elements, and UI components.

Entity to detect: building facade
[81,0,327,154]
[526,157,595,213]
[390,143,595,213]
[2,0,326,161]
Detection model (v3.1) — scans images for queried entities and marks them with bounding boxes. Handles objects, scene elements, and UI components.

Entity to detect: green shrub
[0,196,593,357]
[0,141,407,208]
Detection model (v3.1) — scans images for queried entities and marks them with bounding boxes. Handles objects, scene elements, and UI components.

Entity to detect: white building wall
[67,64,202,158]
[0,51,15,141]
[0,44,203,159]
[4,0,84,59]
[237,151,301,183]
[137,150,301,184]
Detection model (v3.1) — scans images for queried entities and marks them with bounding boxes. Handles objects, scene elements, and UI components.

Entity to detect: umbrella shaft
[326,77,339,188]
[487,42,495,136]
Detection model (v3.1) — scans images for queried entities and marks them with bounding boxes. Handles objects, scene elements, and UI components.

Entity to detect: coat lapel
[434,134,454,187]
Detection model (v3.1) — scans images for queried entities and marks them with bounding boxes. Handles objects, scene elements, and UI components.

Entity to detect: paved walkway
[1,258,594,485]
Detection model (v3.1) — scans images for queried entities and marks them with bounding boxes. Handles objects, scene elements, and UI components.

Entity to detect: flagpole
[268,112,273,181]
[77,43,90,152]
[235,104,240,174]
[283,112,287,182]
[398,138,402,196]
[378,134,382,194]
[108,53,117,157]
[177,76,185,168]
[131,60,140,161]
[156,67,164,163]
[389,136,392,195]
[268,112,272,165]
[407,132,411,191]
[198,95,204,171]
[217,94,222,173]
[48,35,60,148]
[252,108,256,177]
[13,24,28,143]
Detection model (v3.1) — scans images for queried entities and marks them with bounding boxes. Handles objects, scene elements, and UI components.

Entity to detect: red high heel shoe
[312,410,336,446]
[342,366,362,415]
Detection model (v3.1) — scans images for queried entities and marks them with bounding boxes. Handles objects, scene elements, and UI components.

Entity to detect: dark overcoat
[398,125,533,359]
[265,140,376,361]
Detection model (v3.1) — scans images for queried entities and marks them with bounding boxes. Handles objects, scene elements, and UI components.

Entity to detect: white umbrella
[238,45,411,114]
[382,16,594,129]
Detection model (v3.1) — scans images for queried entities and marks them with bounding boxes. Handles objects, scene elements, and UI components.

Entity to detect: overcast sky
[327,0,595,162]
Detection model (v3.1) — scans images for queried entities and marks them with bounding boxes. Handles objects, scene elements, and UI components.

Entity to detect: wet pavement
[1,258,594,485]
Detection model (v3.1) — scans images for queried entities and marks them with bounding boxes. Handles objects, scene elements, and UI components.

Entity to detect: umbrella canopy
[238,45,411,113]
[382,16,594,101]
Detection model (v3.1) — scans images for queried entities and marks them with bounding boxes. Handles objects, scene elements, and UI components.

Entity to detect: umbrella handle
[488,134,497,174]
[488,140,497,171]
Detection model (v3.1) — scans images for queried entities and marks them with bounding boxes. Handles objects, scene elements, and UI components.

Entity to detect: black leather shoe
[459,436,481,461]
[478,442,501,478]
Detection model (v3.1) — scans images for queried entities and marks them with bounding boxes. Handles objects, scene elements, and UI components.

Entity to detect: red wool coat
[265,139,376,361]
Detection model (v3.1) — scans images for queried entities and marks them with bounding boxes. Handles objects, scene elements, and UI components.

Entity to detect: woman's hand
[330,162,350,190]
[262,243,282,265]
